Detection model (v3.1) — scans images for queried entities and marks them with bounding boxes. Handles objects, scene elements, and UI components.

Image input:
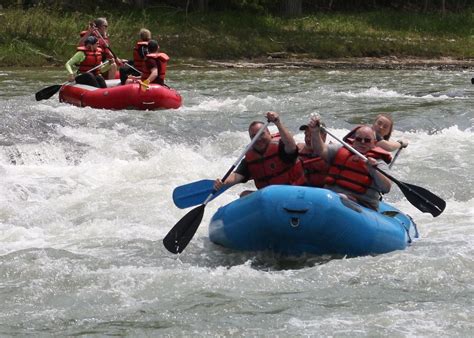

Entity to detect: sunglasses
[355,137,373,143]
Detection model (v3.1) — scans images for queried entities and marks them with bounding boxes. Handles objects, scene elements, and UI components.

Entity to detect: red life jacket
[92,31,109,49]
[141,53,169,83]
[298,148,329,188]
[77,31,113,61]
[245,141,305,189]
[133,41,149,73]
[325,146,392,193]
[91,32,113,60]
[76,46,103,74]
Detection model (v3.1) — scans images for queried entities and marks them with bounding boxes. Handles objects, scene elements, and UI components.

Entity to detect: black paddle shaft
[162,161,241,253]
[35,84,62,101]
[163,121,271,254]
[35,61,107,101]
[375,167,446,217]
[163,205,205,254]
[320,124,446,217]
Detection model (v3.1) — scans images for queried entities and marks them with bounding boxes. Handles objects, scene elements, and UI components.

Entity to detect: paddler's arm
[144,67,158,84]
[377,139,409,152]
[65,51,86,81]
[214,159,248,191]
[143,59,159,84]
[266,111,297,155]
[367,158,392,193]
[309,116,329,161]
[99,60,112,75]
[214,172,245,191]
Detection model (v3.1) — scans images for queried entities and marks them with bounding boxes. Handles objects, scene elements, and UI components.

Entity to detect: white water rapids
[0,67,472,335]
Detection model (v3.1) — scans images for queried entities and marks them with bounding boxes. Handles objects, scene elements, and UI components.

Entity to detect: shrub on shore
[0,6,472,66]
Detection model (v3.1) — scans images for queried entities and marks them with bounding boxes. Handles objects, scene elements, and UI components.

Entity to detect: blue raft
[209,185,418,257]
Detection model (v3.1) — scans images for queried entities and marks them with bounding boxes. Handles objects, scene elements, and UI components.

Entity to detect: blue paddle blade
[172,179,230,209]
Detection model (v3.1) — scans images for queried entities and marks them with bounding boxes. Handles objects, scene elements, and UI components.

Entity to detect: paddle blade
[35,84,62,101]
[163,204,206,254]
[397,181,446,217]
[375,167,446,217]
[172,179,230,209]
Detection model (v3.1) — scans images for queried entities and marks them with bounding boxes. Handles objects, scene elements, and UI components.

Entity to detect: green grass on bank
[0,7,472,66]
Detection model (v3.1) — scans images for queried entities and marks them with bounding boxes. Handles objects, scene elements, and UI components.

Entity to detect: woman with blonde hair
[372,114,408,152]
[344,113,408,152]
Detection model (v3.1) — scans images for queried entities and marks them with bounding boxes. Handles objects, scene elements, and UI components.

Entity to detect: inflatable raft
[209,185,418,257]
[58,79,182,110]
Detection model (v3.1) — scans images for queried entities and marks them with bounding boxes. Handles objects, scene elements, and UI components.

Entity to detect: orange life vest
[245,141,305,189]
[77,30,113,61]
[133,41,149,73]
[298,149,329,188]
[325,146,392,194]
[92,32,113,60]
[93,31,109,48]
[76,46,103,74]
[141,52,169,83]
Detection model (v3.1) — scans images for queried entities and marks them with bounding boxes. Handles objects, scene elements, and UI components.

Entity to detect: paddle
[388,146,403,169]
[172,179,231,209]
[35,62,107,101]
[35,82,68,102]
[94,29,143,75]
[163,121,270,254]
[320,125,446,217]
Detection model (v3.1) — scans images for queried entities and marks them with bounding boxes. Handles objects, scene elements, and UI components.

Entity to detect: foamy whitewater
[0,67,472,335]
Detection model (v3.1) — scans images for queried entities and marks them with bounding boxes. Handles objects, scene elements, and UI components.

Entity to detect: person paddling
[372,114,409,151]
[344,114,408,152]
[297,122,329,187]
[311,116,392,210]
[214,111,305,197]
[119,28,152,85]
[78,17,119,79]
[65,36,109,88]
[125,40,169,86]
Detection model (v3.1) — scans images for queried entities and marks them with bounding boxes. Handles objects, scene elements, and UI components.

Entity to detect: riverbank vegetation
[0,2,472,67]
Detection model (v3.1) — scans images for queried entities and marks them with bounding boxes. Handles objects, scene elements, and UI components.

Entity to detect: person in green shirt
[65,36,110,88]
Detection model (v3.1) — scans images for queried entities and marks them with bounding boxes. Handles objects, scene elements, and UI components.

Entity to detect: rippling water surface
[0,66,473,336]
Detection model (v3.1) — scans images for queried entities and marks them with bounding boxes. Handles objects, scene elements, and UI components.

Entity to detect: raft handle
[290,217,300,227]
[283,207,308,214]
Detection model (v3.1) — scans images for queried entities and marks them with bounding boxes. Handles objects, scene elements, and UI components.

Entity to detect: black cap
[84,36,98,45]
[299,122,326,131]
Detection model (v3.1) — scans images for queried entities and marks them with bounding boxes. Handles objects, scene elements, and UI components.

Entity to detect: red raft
[59,79,182,110]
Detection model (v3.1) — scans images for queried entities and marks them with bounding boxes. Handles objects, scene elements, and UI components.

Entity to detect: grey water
[0,66,473,336]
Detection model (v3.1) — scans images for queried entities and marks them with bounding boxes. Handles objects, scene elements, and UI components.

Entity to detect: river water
[0,66,473,336]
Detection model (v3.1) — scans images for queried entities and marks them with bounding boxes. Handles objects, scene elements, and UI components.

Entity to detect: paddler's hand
[214,179,225,191]
[367,157,378,167]
[397,139,409,149]
[266,111,280,124]
[67,74,75,82]
[308,114,321,130]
